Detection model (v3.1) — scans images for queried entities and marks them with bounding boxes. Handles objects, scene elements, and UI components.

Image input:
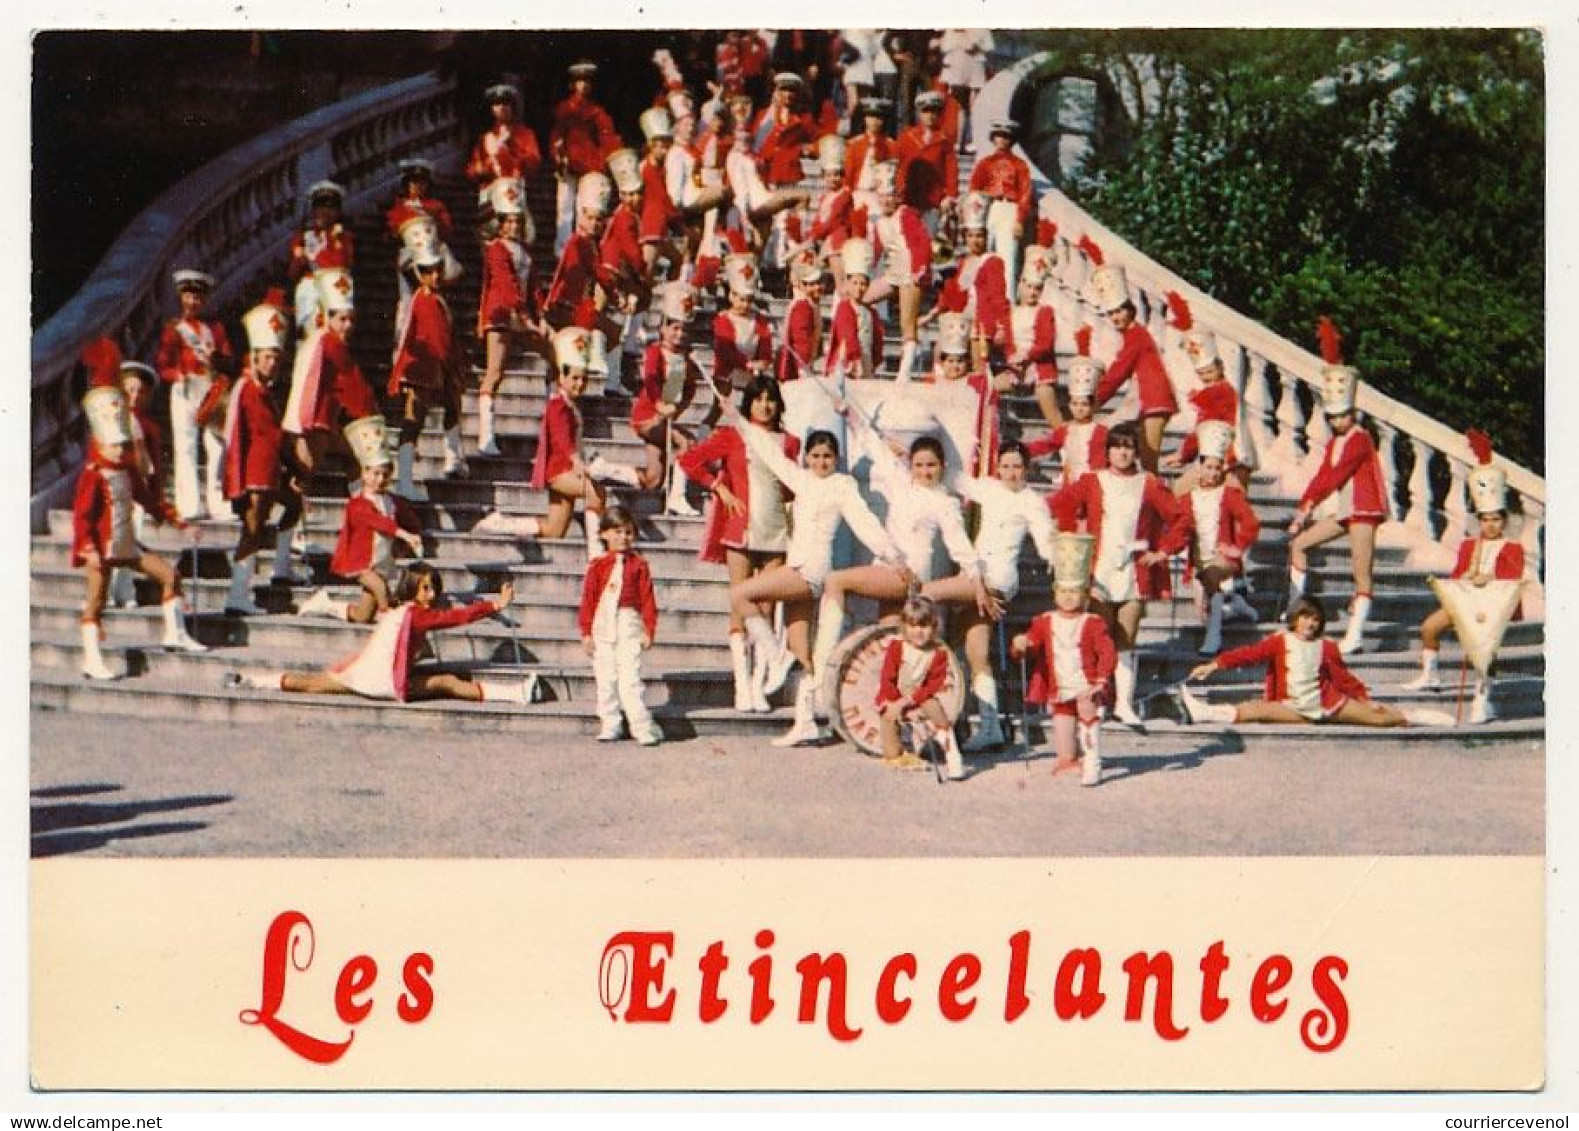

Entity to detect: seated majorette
[678,375,799,712]
[476,176,547,457]
[785,134,855,293]
[704,253,775,428]
[922,312,1012,476]
[863,160,932,381]
[390,246,466,490]
[1160,299,1254,495]
[1086,264,1179,474]
[473,326,640,558]
[73,379,206,680]
[235,562,534,706]
[288,181,354,338]
[1048,421,1182,726]
[922,440,1058,752]
[1003,247,1061,430]
[1156,421,1261,656]
[1024,346,1109,492]
[875,595,966,780]
[281,267,380,477]
[825,238,884,379]
[632,283,703,517]
[966,118,1033,287]
[222,292,306,615]
[299,416,423,626]
[777,260,827,383]
[1400,430,1525,724]
[1286,319,1387,655]
[926,191,1009,369]
[1180,596,1420,728]
[721,403,903,748]
[1011,532,1117,786]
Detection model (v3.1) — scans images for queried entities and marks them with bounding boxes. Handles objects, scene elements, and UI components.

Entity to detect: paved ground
[29,709,1543,858]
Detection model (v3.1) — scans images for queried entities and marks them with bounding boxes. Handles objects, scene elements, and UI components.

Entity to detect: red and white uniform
[1095,323,1179,418]
[390,286,457,396]
[156,315,234,386]
[545,231,615,328]
[1451,537,1524,581]
[329,490,421,578]
[1158,483,1260,583]
[158,313,237,517]
[639,153,681,243]
[1174,382,1242,466]
[289,223,354,280]
[826,298,884,377]
[778,293,822,382]
[680,423,800,562]
[1213,631,1370,721]
[1021,610,1117,714]
[282,329,378,435]
[711,310,775,385]
[1300,427,1388,525]
[580,550,661,740]
[968,151,1034,227]
[845,133,896,210]
[467,123,543,192]
[221,367,284,499]
[530,387,583,491]
[386,195,454,241]
[477,234,534,336]
[599,202,645,285]
[805,184,856,256]
[1051,468,1181,602]
[875,639,950,710]
[332,600,498,702]
[1003,302,1058,384]
[1025,421,1109,487]
[896,123,958,213]
[579,551,660,640]
[550,94,619,178]
[935,253,1009,342]
[752,107,816,187]
[874,205,932,287]
[71,450,181,567]
[631,342,699,435]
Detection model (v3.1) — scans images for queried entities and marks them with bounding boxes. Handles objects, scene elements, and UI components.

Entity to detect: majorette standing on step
[288,181,354,339]
[1088,264,1180,474]
[73,371,206,680]
[923,312,1012,475]
[1286,319,1388,656]
[786,134,855,294]
[475,177,547,457]
[825,237,884,380]
[777,259,827,384]
[104,355,169,609]
[1002,245,1062,430]
[467,83,543,216]
[966,119,1033,291]
[632,283,702,517]
[897,90,959,236]
[874,595,966,780]
[864,160,932,382]
[551,61,621,256]
[298,415,423,626]
[720,401,901,748]
[385,159,461,332]
[1399,429,1525,724]
[544,172,621,359]
[281,267,380,475]
[1024,336,1109,490]
[1156,420,1261,656]
[679,374,800,713]
[390,240,467,492]
[927,191,1010,371]
[1010,532,1118,786]
[580,505,664,746]
[845,96,897,217]
[156,268,236,521]
[221,292,306,615]
[922,438,1058,752]
[703,252,775,428]
[636,107,687,279]
[1160,297,1255,495]
[1049,421,1183,726]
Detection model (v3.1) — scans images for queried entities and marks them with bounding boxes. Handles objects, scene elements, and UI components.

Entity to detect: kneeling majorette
[874,595,966,780]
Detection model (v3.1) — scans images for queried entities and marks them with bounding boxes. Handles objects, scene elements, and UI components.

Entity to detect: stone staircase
[29,141,1545,748]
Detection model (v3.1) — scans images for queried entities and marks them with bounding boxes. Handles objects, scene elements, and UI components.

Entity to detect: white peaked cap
[1319,364,1359,415]
[606,148,642,195]
[83,385,133,448]
[488,177,527,216]
[841,237,875,278]
[723,253,760,296]
[315,268,355,313]
[1182,328,1219,371]
[937,313,971,357]
[1051,533,1095,590]
[1196,420,1235,462]
[243,301,289,353]
[1066,356,1104,399]
[639,107,673,142]
[576,172,614,217]
[817,133,846,172]
[172,268,215,292]
[1087,265,1129,314]
[343,415,392,470]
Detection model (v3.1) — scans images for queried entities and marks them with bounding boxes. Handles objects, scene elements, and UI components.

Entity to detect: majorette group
[68,46,1527,778]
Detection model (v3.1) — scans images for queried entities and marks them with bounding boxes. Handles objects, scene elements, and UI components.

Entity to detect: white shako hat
[576,172,614,217]
[399,213,440,260]
[553,326,595,373]
[817,133,846,172]
[1319,365,1359,415]
[487,177,527,216]
[1021,245,1053,291]
[723,253,760,297]
[937,313,971,358]
[659,282,696,323]
[1066,356,1104,400]
[606,148,642,195]
[172,268,215,293]
[315,267,355,313]
[83,385,133,448]
[872,159,900,197]
[1196,420,1235,462]
[793,259,826,287]
[1087,264,1130,314]
[840,237,875,279]
[1051,532,1096,590]
[1182,329,1219,371]
[960,191,991,232]
[343,415,393,470]
[639,107,673,143]
[243,298,289,354]
[1466,430,1507,514]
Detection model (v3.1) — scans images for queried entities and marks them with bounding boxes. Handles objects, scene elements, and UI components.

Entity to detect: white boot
[160,596,208,652]
[226,669,284,691]
[585,513,605,558]
[746,614,796,696]
[1078,718,1103,786]
[477,674,540,705]
[441,426,467,477]
[587,454,643,488]
[665,467,700,516]
[810,592,846,714]
[269,526,309,585]
[1111,652,1142,726]
[1200,593,1225,656]
[1283,566,1307,619]
[1469,676,1497,724]
[476,394,501,457]
[474,511,542,539]
[962,673,1006,751]
[729,632,755,712]
[894,340,918,384]
[1400,648,1440,691]
[1179,684,1238,725]
[109,567,137,609]
[80,622,117,681]
[771,675,827,747]
[940,727,966,781]
[297,588,349,620]
[225,553,263,615]
[395,442,425,501]
[1339,593,1372,655]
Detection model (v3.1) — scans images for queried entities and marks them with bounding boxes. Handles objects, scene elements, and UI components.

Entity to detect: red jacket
[222,371,283,499]
[1050,469,1182,598]
[897,125,958,211]
[1215,632,1370,713]
[477,237,533,336]
[530,389,581,490]
[873,205,932,286]
[1299,428,1387,522]
[1025,422,1109,481]
[156,316,235,383]
[844,133,896,193]
[711,311,775,384]
[551,94,619,177]
[289,223,354,281]
[579,551,659,638]
[293,331,378,434]
[71,453,181,567]
[468,123,543,187]
[1022,611,1116,707]
[639,154,681,241]
[546,231,614,327]
[1157,485,1260,582]
[679,424,800,563]
[1174,381,1241,465]
[935,254,1009,343]
[600,204,645,285]
[1095,322,1178,417]
[390,287,457,395]
[330,491,421,577]
[632,343,699,434]
[1451,538,1525,581]
[968,151,1034,227]
[875,639,950,709]
[826,298,884,377]
[386,196,453,241]
[806,185,855,251]
[752,108,816,186]
[778,295,822,382]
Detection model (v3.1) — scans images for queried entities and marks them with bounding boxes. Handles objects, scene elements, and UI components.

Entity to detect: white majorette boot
[962,672,1006,752]
[476,394,501,457]
[394,441,425,501]
[269,526,309,585]
[1339,593,1372,656]
[474,511,542,539]
[810,592,846,692]
[226,669,285,691]
[441,426,467,478]
[665,467,700,517]
[772,674,826,747]
[1110,652,1143,726]
[159,596,208,652]
[224,553,264,616]
[894,340,918,385]
[940,726,966,781]
[587,454,643,488]
[585,513,604,558]
[1179,684,1237,725]
[1282,566,1307,620]
[1078,717,1103,787]
[1469,676,1497,725]
[297,588,349,620]
[746,614,796,697]
[1200,592,1225,656]
[80,621,117,681]
[1400,648,1441,691]
[477,674,540,705]
[729,632,755,712]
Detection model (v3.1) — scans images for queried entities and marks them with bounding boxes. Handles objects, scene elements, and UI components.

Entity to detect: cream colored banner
[30,857,1542,1092]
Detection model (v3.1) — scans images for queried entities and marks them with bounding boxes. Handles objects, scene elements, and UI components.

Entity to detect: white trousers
[555,177,575,257]
[986,200,1020,296]
[592,607,656,738]
[169,376,226,519]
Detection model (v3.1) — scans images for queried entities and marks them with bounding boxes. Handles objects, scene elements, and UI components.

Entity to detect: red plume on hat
[1077,235,1104,266]
[81,337,123,389]
[1167,291,1193,331]
[1317,316,1344,365]
[1466,428,1494,467]
[1075,324,1093,357]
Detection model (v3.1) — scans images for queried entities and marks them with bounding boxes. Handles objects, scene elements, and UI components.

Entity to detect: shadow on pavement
[30,784,232,857]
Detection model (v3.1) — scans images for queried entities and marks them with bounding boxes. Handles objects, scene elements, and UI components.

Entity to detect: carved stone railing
[976,52,1545,612]
[29,71,464,529]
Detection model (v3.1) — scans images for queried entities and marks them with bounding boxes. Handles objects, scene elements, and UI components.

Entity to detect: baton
[1018,650,1032,774]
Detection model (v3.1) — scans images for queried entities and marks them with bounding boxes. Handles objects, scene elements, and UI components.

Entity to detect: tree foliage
[1023,29,1544,468]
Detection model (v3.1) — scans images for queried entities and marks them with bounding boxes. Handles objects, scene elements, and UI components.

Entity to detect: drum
[820,623,967,757]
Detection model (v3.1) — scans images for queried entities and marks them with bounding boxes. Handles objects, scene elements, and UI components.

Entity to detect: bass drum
[820,623,967,757]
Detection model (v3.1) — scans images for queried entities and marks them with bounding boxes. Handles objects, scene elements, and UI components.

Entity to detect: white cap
[307,180,345,206]
[553,326,594,372]
[660,283,696,323]
[576,172,614,217]
[989,119,1019,138]
[568,60,598,79]
[723,253,760,297]
[937,313,971,358]
[172,268,215,293]
[83,385,133,448]
[1319,365,1359,415]
[840,237,875,278]
[398,157,435,181]
[872,160,900,197]
[639,107,673,143]
[606,148,642,195]
[1087,265,1130,314]
[1020,245,1052,291]
[485,82,520,106]
[1051,533,1095,590]
[960,191,991,232]
[118,361,157,387]
[343,415,392,470]
[773,72,804,91]
[1066,356,1104,400]
[817,133,846,172]
[1182,328,1219,371]
[914,90,946,112]
[315,267,355,314]
[1468,464,1508,515]
[1195,420,1235,462]
[487,177,526,216]
[243,300,289,354]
